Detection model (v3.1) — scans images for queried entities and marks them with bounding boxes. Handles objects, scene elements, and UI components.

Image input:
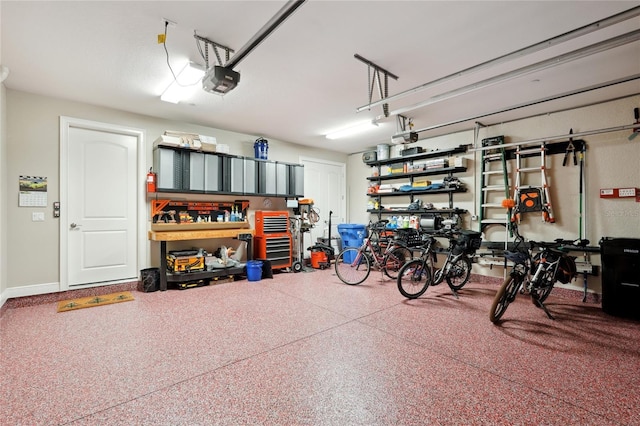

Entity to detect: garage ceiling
[2,1,639,154]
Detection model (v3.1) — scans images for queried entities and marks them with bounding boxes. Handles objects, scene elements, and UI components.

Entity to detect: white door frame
[299,155,346,237]
[59,116,146,290]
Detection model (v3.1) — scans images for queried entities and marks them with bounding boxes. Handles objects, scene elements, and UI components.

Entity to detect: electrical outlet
[32,212,45,222]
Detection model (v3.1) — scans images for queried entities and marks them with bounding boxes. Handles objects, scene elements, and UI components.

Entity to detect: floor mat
[57,291,134,313]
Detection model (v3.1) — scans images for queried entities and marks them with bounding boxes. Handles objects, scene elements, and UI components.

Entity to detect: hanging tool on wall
[629,107,640,141]
[575,133,590,302]
[562,129,577,166]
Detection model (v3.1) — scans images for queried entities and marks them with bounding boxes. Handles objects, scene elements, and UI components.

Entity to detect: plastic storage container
[254,138,268,160]
[246,260,263,282]
[377,144,390,161]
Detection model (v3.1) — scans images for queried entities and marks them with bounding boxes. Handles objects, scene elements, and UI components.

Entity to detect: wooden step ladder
[512,144,555,223]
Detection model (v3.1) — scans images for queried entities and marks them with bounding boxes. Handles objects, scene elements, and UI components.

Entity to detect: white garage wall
[3,89,347,297]
[347,95,640,294]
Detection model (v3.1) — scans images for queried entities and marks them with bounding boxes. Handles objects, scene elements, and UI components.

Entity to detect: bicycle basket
[394,228,423,247]
[555,254,577,284]
[453,230,482,255]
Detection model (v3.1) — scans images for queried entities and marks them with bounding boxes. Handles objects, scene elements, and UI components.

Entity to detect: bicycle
[397,229,482,299]
[334,220,414,285]
[489,223,579,322]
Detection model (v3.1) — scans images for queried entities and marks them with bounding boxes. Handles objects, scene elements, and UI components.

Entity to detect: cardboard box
[390,162,406,174]
[412,179,431,188]
[452,156,467,167]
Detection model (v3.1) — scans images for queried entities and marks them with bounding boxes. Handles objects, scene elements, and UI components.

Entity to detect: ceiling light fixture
[160,62,205,104]
[326,120,379,140]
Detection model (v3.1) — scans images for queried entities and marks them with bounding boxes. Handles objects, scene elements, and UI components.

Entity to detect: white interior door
[61,119,141,287]
[301,157,346,255]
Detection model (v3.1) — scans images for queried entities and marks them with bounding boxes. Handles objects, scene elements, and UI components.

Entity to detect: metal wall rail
[389,29,640,117]
[469,124,638,153]
[410,73,640,139]
[357,6,640,112]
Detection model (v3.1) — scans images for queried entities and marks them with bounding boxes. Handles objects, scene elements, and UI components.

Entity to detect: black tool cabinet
[600,237,640,320]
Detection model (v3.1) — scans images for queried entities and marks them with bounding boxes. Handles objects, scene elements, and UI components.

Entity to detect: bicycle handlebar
[368,220,389,231]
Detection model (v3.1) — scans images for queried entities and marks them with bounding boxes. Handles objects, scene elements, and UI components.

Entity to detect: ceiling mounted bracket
[396,115,413,133]
[355,54,398,117]
[194,33,235,69]
[391,115,417,144]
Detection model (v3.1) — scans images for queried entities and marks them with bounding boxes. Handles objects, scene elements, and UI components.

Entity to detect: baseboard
[1,281,60,311]
[0,280,139,318]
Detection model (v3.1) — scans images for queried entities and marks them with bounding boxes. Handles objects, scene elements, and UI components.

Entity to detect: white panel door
[66,126,138,286]
[301,158,346,255]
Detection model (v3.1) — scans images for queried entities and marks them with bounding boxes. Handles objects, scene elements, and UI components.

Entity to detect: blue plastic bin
[338,224,367,263]
[246,260,263,282]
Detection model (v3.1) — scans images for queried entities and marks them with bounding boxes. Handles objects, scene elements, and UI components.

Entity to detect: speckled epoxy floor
[1,268,639,425]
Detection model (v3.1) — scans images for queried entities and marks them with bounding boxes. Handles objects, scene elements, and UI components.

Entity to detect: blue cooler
[338,224,367,263]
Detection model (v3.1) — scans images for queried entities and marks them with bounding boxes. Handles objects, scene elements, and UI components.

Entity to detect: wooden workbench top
[148,227,255,241]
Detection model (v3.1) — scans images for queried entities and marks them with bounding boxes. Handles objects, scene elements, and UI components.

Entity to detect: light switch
[32,212,45,222]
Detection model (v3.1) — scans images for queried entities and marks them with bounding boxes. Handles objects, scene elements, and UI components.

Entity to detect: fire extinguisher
[146,167,156,193]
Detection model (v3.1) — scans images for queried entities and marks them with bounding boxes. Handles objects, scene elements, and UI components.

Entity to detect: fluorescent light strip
[326,121,378,139]
[160,62,205,104]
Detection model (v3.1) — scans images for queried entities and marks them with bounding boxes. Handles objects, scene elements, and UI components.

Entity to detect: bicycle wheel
[531,269,555,305]
[489,274,522,323]
[397,259,431,299]
[382,246,412,280]
[446,256,472,291]
[335,248,371,285]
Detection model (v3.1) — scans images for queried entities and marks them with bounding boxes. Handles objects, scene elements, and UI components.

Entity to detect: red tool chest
[254,211,292,270]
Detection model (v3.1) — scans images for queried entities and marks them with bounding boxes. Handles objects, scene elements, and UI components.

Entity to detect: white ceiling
[2,1,640,154]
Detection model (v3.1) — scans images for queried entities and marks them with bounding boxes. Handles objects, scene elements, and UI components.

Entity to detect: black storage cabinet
[600,237,640,320]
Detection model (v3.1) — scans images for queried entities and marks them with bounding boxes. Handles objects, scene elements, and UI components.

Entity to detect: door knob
[70,223,81,229]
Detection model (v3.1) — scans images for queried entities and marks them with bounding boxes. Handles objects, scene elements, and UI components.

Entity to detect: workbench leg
[160,241,168,291]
